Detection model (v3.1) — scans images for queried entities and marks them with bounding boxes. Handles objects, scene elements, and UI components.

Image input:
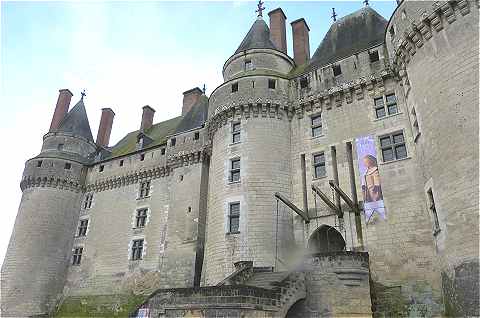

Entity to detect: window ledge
[136,196,151,200]
[312,175,328,181]
[226,231,240,236]
[373,112,403,122]
[228,180,241,185]
[311,134,325,140]
[229,142,241,146]
[75,235,87,239]
[182,238,197,244]
[380,156,411,165]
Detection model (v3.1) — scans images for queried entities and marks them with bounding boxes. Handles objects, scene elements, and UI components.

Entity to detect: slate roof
[306,6,387,71]
[235,18,278,54]
[56,98,94,142]
[106,95,209,159]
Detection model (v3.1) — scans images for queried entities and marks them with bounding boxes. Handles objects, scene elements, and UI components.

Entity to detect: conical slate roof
[307,6,387,70]
[56,98,94,142]
[235,18,278,54]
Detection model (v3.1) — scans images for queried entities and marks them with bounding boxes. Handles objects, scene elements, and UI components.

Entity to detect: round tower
[385,2,478,315]
[1,91,97,316]
[202,13,297,285]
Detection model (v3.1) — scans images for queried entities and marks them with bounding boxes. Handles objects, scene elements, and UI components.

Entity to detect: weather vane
[81,89,86,100]
[202,84,206,94]
[256,0,265,17]
[331,8,337,22]
[364,0,369,6]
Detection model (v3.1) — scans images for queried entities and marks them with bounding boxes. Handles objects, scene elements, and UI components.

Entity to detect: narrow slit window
[170,138,176,147]
[311,114,322,137]
[72,247,83,265]
[131,239,144,260]
[229,158,240,182]
[139,180,151,198]
[229,202,240,233]
[135,209,148,228]
[313,152,326,178]
[140,154,145,161]
[232,122,241,144]
[161,148,166,155]
[268,79,276,89]
[194,132,200,140]
[119,160,124,167]
[99,165,104,172]
[77,219,89,237]
[231,83,238,93]
[37,160,43,168]
[427,189,440,235]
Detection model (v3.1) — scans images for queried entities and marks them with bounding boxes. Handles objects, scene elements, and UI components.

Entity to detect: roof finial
[256,0,265,17]
[363,0,369,6]
[81,89,86,100]
[202,84,206,94]
[331,8,337,22]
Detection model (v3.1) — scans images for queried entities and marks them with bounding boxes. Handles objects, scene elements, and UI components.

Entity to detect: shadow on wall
[308,225,346,253]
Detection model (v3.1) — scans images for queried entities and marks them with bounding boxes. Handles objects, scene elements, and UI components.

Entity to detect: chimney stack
[49,89,73,131]
[140,105,156,132]
[291,18,310,65]
[182,87,203,116]
[268,8,287,54]
[96,108,115,147]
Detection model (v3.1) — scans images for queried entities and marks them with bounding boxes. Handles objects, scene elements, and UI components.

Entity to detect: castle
[1,1,478,317]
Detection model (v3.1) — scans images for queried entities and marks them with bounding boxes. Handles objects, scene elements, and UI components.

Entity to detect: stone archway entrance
[308,225,345,253]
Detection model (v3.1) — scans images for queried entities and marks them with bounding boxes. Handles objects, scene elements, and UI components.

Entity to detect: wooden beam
[274,192,309,223]
[311,184,343,217]
[328,180,358,212]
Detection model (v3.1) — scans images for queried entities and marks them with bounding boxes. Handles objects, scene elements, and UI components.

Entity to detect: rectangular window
[64,163,71,170]
[99,165,104,172]
[374,97,386,118]
[380,132,407,162]
[229,158,240,182]
[170,138,176,147]
[369,50,380,63]
[300,77,308,89]
[131,239,144,260]
[37,160,43,168]
[135,209,148,228]
[313,152,326,178]
[311,114,322,137]
[161,148,166,155]
[72,247,83,265]
[427,189,441,235]
[411,107,421,141]
[386,94,398,115]
[84,193,93,209]
[194,132,200,140]
[245,60,253,71]
[140,154,145,161]
[229,202,240,233]
[119,160,124,167]
[268,79,276,89]
[139,180,151,198]
[231,82,238,93]
[77,219,88,237]
[332,64,342,76]
[232,122,241,143]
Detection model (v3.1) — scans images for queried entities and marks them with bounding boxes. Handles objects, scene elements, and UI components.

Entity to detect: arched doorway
[308,225,345,253]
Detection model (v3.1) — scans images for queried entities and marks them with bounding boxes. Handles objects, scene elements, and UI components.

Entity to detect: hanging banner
[355,136,386,222]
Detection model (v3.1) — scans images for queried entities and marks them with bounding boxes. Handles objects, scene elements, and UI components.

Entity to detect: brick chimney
[268,8,287,54]
[182,87,203,116]
[49,89,73,131]
[291,18,310,65]
[140,105,156,132]
[96,108,115,147]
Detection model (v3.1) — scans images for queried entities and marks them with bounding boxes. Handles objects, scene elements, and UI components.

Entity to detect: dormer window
[332,64,342,77]
[245,60,253,71]
[369,50,379,63]
[300,77,308,89]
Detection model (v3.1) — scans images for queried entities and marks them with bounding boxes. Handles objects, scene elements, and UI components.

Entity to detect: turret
[385,1,479,316]
[203,7,296,285]
[1,90,97,316]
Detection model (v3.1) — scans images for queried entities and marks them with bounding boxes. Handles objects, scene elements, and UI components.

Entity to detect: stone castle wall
[386,1,479,315]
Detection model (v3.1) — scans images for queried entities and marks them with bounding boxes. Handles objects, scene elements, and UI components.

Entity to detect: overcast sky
[0,0,396,265]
